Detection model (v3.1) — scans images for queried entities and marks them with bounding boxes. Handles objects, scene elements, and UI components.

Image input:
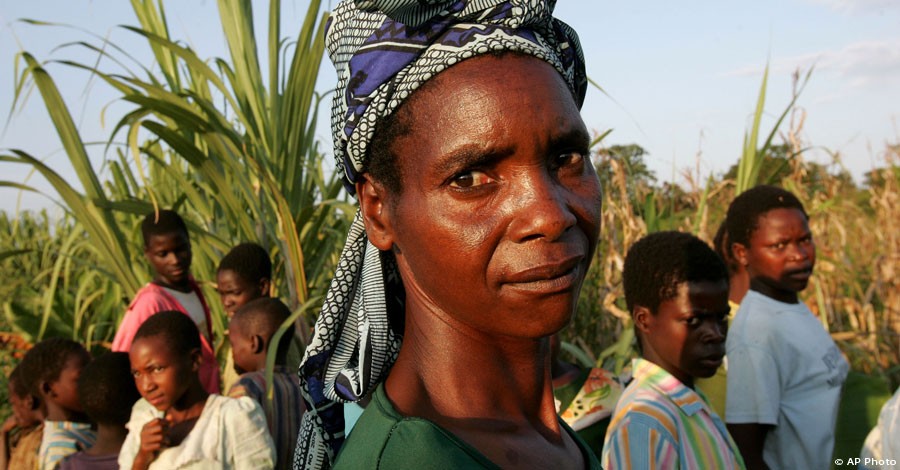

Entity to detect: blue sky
[1,0,899,213]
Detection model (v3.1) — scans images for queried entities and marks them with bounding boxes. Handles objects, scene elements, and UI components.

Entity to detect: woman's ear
[732,242,749,267]
[356,177,395,251]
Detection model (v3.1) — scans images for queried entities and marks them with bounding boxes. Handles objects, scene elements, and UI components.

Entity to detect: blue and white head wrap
[295,1,586,468]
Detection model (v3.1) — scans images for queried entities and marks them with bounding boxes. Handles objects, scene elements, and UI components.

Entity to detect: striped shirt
[38,421,96,470]
[228,366,305,470]
[601,358,745,469]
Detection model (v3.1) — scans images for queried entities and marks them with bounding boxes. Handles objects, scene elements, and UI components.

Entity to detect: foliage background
[0,1,897,462]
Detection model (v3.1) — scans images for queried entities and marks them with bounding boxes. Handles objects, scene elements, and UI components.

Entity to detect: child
[18,338,95,470]
[112,209,220,394]
[227,298,304,470]
[58,352,140,470]
[216,242,272,318]
[216,242,272,392]
[1,365,45,470]
[119,310,275,469]
[725,185,848,469]
[725,186,849,468]
[602,231,745,469]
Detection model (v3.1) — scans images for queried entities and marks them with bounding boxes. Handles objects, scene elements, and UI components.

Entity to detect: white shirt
[163,287,210,341]
[861,386,900,469]
[118,395,275,470]
[726,290,848,470]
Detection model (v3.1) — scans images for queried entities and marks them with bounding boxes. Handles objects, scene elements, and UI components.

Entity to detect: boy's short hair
[233,298,293,359]
[141,209,188,246]
[726,185,807,247]
[217,242,272,283]
[18,338,90,397]
[623,231,728,314]
[133,310,200,357]
[78,352,140,426]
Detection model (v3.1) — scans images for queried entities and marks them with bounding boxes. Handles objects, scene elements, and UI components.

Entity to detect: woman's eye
[449,170,493,189]
[686,317,701,327]
[554,151,585,169]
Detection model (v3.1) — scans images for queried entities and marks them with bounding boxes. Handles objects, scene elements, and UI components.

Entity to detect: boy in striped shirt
[601,231,745,469]
[18,339,96,470]
[227,298,305,469]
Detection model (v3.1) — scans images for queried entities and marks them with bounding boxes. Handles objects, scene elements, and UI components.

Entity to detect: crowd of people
[2,0,897,468]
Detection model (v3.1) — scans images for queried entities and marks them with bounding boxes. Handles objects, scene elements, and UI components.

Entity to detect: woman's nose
[510,172,576,242]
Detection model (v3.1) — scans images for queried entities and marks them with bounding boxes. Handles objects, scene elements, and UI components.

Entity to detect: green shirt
[335,384,602,469]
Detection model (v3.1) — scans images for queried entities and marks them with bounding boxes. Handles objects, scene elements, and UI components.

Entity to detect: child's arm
[224,397,275,469]
[0,416,15,470]
[131,418,168,470]
[727,423,772,470]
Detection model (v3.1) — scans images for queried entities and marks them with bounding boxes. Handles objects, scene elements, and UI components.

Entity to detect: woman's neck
[384,304,560,437]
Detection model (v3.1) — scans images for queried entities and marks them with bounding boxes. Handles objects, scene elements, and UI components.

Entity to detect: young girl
[118,311,275,470]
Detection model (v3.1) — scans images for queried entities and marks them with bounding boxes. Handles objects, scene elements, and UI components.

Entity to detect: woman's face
[362,54,601,339]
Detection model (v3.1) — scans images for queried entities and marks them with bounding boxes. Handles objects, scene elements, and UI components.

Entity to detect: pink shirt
[112,280,220,394]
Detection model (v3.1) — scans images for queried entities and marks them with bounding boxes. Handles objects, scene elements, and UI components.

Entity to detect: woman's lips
[503,256,583,294]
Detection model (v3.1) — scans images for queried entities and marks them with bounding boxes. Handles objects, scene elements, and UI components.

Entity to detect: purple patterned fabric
[324,0,586,193]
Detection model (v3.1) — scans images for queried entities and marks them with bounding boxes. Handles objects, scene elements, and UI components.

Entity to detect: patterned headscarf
[295,0,586,468]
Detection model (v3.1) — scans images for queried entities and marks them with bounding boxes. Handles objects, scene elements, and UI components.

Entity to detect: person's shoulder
[59,451,118,470]
[43,421,94,441]
[729,292,787,343]
[337,411,497,469]
[337,385,499,469]
[615,387,679,436]
[233,371,266,394]
[214,394,268,425]
[126,283,172,313]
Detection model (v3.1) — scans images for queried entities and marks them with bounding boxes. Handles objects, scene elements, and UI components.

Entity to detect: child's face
[639,280,729,386]
[217,269,265,318]
[228,321,258,375]
[737,207,815,303]
[48,353,89,413]
[130,335,197,412]
[8,383,38,427]
[144,231,192,286]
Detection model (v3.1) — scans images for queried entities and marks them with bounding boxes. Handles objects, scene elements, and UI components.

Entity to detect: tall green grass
[1,0,351,405]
